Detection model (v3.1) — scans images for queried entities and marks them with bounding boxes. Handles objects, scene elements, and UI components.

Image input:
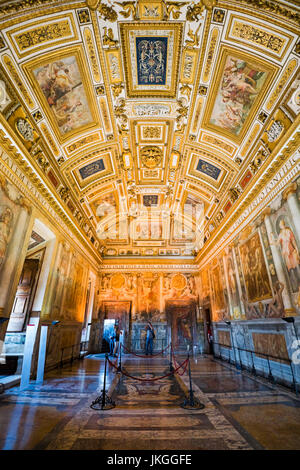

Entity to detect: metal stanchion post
[266,356,275,384]
[250,350,256,376]
[169,342,174,372]
[180,352,205,410]
[90,354,116,411]
[117,344,122,372]
[289,360,298,396]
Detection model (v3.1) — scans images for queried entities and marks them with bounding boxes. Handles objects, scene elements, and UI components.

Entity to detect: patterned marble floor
[0,353,300,450]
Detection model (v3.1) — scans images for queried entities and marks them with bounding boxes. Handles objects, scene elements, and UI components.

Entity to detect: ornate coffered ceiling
[0,0,299,263]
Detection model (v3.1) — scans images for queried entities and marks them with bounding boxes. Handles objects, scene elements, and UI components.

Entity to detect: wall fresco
[239,231,272,303]
[199,177,300,322]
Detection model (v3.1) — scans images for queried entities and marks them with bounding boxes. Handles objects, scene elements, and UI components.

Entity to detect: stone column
[282,183,300,241]
[262,207,294,313]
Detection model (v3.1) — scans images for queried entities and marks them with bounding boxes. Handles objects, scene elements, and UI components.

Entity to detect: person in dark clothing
[145,321,155,355]
[113,324,120,357]
[109,333,115,356]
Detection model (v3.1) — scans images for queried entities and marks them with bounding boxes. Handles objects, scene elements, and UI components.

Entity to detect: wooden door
[7,259,40,332]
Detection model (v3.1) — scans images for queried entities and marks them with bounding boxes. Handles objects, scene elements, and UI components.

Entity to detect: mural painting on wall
[0,176,29,274]
[65,255,86,321]
[33,56,92,135]
[0,205,13,270]
[98,272,199,323]
[211,262,228,321]
[252,332,289,362]
[51,242,71,318]
[166,301,195,351]
[217,330,231,347]
[51,244,88,321]
[210,54,268,136]
[270,212,300,295]
[239,231,272,303]
[224,247,243,320]
[200,268,210,304]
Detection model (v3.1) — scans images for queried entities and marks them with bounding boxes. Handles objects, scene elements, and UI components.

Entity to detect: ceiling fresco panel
[202,46,279,143]
[22,46,100,142]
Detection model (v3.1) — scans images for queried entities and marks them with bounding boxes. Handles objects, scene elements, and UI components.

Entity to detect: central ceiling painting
[120,22,183,97]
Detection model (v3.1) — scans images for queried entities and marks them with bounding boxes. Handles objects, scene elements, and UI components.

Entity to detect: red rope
[175,359,189,376]
[121,342,170,358]
[171,345,189,376]
[107,356,188,382]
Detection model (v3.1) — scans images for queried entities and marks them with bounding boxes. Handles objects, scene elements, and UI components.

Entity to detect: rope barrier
[171,344,187,371]
[170,346,189,376]
[107,355,189,382]
[121,342,171,358]
[175,358,189,376]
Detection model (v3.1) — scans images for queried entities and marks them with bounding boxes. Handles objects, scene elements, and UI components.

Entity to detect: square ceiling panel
[120,22,183,98]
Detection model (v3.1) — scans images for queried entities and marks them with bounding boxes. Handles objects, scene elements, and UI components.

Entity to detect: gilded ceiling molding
[101,263,199,271]
[86,0,118,21]
[0,0,55,17]
[90,9,118,141]
[183,4,213,159]
[238,0,300,24]
[266,58,298,112]
[186,0,217,21]
[83,27,102,83]
[2,55,35,109]
[6,13,78,59]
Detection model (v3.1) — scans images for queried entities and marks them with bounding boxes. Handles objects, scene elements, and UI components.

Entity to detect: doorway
[102,318,115,353]
[166,300,197,353]
[7,257,41,333]
[3,218,55,377]
[204,307,213,354]
[100,301,131,352]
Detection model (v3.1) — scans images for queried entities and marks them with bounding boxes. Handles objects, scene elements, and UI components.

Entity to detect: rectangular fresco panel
[239,231,272,302]
[252,333,289,363]
[211,264,226,320]
[136,37,168,85]
[78,158,105,180]
[270,204,300,294]
[33,56,93,135]
[209,55,268,136]
[196,159,221,180]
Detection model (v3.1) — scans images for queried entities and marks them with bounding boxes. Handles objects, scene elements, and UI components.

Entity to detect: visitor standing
[145,321,155,356]
[113,324,120,357]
